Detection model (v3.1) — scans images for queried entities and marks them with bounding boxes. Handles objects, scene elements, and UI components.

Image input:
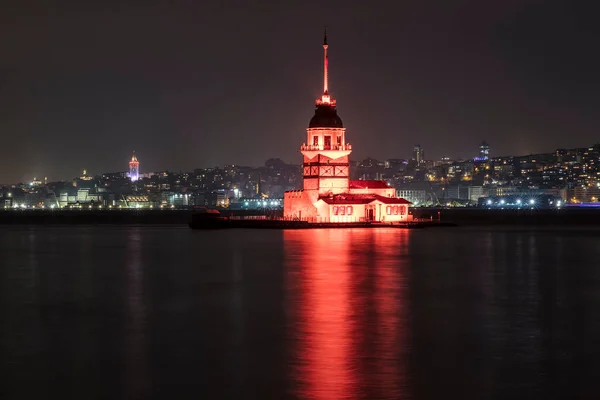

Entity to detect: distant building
[413,145,424,164]
[571,186,600,203]
[122,195,154,208]
[129,152,140,182]
[396,189,428,205]
[79,170,93,181]
[468,186,486,202]
[385,159,406,170]
[478,141,490,161]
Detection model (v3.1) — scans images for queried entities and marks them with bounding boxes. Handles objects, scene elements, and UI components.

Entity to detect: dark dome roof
[309,104,343,128]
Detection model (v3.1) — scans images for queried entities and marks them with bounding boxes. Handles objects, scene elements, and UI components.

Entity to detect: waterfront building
[396,189,428,206]
[571,185,600,203]
[283,30,411,222]
[468,186,486,202]
[479,194,561,209]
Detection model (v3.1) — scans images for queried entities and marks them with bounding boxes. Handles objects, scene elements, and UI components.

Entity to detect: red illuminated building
[283,30,411,222]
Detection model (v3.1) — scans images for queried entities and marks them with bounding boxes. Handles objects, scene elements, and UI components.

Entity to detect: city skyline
[6,137,600,185]
[2,1,599,183]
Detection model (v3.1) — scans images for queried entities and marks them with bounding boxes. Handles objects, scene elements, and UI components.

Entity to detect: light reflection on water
[2,226,600,399]
[125,228,148,400]
[285,229,410,399]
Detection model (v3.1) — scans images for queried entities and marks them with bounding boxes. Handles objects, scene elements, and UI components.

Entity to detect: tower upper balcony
[301,143,352,152]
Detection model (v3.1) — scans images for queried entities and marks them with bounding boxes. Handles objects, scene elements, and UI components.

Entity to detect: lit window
[386,206,392,215]
[333,206,339,215]
[313,136,319,146]
[399,206,406,215]
[393,206,398,215]
[339,206,345,215]
[346,206,353,215]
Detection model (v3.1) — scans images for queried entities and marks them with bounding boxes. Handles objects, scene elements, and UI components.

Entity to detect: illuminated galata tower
[129,151,140,182]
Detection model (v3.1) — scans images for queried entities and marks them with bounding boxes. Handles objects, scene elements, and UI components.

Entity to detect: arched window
[393,206,398,215]
[339,206,345,215]
[346,206,353,215]
[399,206,406,215]
[386,206,392,215]
[333,206,339,215]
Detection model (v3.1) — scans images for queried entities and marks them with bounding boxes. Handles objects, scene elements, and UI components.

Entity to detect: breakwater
[412,207,600,226]
[3,207,600,226]
[0,209,271,225]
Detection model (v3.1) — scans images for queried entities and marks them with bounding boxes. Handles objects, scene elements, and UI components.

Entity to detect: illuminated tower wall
[284,29,351,219]
[300,29,351,200]
[129,152,140,182]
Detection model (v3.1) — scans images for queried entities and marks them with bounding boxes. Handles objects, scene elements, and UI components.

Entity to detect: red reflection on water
[370,229,410,397]
[290,229,354,398]
[286,228,410,399]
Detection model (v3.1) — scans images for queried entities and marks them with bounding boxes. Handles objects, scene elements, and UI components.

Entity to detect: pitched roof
[318,193,411,205]
[349,180,391,189]
[374,195,412,204]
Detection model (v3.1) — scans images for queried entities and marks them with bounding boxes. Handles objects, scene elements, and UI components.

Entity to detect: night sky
[1,1,599,183]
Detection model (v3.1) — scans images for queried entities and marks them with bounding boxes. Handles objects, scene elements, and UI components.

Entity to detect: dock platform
[189,218,456,230]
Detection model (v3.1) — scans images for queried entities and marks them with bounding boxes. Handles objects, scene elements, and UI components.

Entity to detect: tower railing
[300,143,352,151]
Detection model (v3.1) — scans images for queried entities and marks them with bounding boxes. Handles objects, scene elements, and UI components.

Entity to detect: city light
[1,47,598,215]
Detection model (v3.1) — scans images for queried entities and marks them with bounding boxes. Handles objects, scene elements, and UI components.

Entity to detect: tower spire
[323,27,329,95]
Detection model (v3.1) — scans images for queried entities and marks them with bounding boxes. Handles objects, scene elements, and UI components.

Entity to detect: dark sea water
[1,226,600,400]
